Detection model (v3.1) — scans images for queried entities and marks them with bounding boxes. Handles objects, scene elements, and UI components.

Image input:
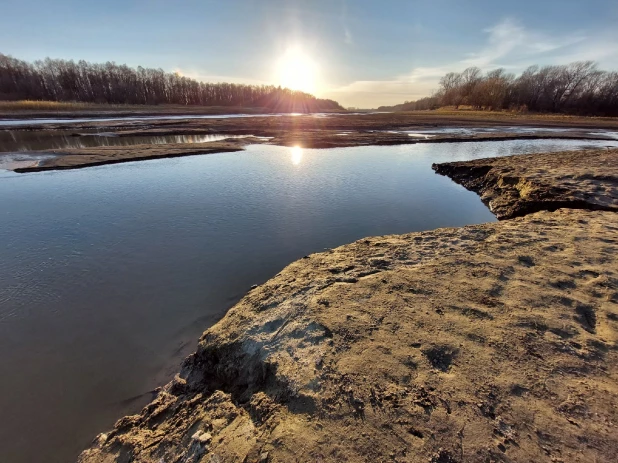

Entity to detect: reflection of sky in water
[389,127,618,140]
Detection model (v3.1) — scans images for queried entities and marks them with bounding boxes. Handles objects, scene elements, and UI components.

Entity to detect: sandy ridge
[433,148,618,220]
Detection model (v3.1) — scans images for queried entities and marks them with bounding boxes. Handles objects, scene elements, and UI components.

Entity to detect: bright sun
[277,48,318,93]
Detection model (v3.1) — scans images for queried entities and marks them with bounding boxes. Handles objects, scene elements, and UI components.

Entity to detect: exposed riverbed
[2,138,618,463]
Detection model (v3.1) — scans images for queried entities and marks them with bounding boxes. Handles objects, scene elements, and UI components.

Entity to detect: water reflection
[0,131,254,152]
[291,146,303,165]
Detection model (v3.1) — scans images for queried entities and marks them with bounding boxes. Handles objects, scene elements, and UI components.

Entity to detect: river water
[1,138,616,463]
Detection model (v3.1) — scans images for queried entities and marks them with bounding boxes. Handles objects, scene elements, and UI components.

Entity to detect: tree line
[0,53,342,111]
[379,61,618,116]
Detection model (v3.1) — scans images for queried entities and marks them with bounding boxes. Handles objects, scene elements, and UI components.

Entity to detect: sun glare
[291,146,303,165]
[277,48,318,93]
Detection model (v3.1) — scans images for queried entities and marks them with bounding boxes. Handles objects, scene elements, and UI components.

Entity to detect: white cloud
[325,18,617,108]
[461,18,586,69]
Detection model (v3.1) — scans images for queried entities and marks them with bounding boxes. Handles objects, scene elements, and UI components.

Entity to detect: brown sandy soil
[12,140,251,172]
[5,112,618,135]
[267,130,615,149]
[433,148,618,220]
[4,111,616,173]
[0,104,292,119]
[79,208,618,463]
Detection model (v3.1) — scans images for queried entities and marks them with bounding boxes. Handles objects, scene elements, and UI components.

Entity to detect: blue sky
[2,0,617,107]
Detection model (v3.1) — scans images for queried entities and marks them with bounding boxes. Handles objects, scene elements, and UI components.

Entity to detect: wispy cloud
[461,18,586,69]
[341,0,353,45]
[323,18,618,107]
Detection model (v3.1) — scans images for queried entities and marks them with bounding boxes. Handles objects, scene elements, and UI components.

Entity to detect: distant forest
[379,62,618,116]
[0,53,343,112]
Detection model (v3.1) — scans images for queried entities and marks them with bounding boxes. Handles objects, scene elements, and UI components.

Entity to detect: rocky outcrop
[433,148,618,220]
[79,209,618,463]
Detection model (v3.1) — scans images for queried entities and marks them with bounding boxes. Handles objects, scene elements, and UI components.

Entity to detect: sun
[277,48,318,93]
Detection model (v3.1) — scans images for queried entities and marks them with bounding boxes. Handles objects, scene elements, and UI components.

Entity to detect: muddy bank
[6,111,618,132]
[433,148,618,220]
[10,130,617,173]
[4,110,618,173]
[12,140,250,172]
[268,130,616,149]
[79,207,618,463]
[0,105,296,120]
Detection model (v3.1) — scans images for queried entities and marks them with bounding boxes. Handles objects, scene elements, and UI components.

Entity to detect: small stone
[198,432,212,444]
[259,451,269,462]
[191,430,212,444]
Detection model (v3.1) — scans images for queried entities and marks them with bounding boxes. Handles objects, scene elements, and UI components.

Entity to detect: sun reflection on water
[291,146,303,165]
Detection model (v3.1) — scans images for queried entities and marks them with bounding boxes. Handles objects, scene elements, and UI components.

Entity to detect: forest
[379,61,618,116]
[0,53,343,112]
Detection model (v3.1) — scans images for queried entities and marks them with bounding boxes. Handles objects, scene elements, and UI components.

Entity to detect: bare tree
[389,61,618,116]
[0,53,343,111]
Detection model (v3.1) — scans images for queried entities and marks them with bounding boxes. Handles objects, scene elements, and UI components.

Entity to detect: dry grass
[0,100,133,111]
[412,107,618,122]
[0,100,269,114]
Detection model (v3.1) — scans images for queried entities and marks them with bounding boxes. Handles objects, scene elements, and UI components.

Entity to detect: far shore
[3,111,618,173]
[0,102,351,120]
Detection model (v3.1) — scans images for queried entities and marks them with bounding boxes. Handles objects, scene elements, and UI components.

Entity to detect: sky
[1,0,617,108]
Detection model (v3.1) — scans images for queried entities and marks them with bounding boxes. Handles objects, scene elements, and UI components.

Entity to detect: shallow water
[1,138,617,463]
[0,130,261,153]
[394,126,618,139]
[0,111,369,127]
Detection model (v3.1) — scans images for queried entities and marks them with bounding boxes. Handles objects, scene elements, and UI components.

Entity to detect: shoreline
[3,111,618,173]
[433,148,618,219]
[11,133,617,173]
[8,133,618,174]
[78,146,618,463]
[11,142,247,173]
[0,105,350,121]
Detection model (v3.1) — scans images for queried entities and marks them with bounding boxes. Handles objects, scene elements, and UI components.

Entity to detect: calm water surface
[1,138,617,463]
